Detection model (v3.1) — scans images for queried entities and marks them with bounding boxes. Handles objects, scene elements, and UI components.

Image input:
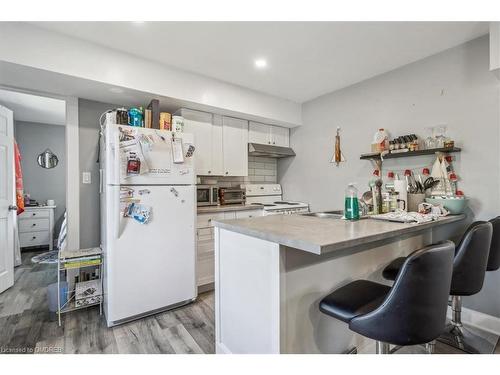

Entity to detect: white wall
[279,36,500,316]
[0,22,301,127]
[14,121,66,234]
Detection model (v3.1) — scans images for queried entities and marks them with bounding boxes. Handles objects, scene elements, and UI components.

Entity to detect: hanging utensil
[331,126,346,166]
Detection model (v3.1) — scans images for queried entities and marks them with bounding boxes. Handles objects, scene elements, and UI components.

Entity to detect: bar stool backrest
[451,221,493,295]
[487,217,500,271]
[349,241,455,346]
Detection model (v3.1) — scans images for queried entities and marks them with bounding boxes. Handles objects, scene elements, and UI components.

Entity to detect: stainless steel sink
[302,210,368,220]
[302,210,344,219]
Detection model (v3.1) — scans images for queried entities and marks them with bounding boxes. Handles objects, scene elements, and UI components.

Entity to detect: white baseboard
[216,342,232,354]
[447,306,500,336]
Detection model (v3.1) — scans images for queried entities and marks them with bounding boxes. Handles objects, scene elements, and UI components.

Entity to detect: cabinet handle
[225,171,228,175]
[273,142,276,145]
[268,141,271,144]
[32,223,37,227]
[32,236,36,240]
[208,170,211,174]
[32,213,36,216]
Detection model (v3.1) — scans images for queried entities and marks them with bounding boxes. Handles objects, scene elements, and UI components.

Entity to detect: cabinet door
[182,110,213,175]
[222,117,248,176]
[270,126,289,147]
[211,115,224,176]
[249,121,271,145]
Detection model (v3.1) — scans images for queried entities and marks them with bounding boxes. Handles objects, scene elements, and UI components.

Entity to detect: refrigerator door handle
[113,129,120,185]
[115,185,121,239]
[99,169,104,194]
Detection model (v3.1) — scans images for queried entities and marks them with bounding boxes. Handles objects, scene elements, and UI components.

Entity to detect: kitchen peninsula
[213,213,465,354]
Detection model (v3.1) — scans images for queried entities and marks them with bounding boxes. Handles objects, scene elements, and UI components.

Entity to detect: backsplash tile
[199,156,277,187]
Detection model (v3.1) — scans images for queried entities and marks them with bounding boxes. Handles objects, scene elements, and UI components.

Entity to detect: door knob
[8,205,18,211]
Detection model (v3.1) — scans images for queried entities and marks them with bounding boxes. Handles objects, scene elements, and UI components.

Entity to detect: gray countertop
[213,214,466,255]
[197,204,263,214]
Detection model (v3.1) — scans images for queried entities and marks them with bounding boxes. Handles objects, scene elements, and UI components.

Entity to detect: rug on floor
[31,251,58,264]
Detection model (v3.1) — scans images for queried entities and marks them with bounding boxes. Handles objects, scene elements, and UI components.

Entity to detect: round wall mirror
[37,149,59,169]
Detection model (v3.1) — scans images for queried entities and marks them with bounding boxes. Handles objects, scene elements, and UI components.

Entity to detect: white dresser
[18,206,56,250]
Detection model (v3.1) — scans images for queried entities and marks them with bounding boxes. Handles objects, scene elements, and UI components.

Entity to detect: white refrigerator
[100,124,197,327]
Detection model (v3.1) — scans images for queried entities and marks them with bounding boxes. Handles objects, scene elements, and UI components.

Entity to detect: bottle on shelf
[385,171,395,191]
[372,128,389,152]
[369,170,383,215]
[345,183,360,220]
[449,173,458,197]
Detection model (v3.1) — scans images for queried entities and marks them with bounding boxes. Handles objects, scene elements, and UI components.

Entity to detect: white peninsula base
[215,227,433,354]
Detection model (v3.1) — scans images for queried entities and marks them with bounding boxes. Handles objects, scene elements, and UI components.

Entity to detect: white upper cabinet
[249,122,272,145]
[181,109,224,176]
[182,109,214,176]
[222,116,248,176]
[211,115,224,175]
[249,121,289,147]
[271,126,290,147]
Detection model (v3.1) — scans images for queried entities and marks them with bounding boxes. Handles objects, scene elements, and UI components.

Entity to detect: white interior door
[0,105,14,294]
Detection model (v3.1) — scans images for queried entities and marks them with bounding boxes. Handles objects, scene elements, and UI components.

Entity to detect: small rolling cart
[57,247,103,326]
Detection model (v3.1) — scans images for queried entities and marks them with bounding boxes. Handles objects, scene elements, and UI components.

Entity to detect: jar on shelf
[434,125,447,148]
[424,127,436,149]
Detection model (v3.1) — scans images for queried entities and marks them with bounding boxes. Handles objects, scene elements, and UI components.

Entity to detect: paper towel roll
[394,180,408,211]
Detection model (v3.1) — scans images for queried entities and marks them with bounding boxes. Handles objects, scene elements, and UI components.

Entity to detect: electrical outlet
[82,172,92,184]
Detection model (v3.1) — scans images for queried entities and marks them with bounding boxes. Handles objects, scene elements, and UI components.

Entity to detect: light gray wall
[279,36,500,317]
[78,99,117,248]
[14,121,66,234]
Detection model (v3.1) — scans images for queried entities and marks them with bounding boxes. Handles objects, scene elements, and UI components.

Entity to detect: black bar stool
[383,221,494,353]
[319,241,455,354]
[487,217,500,272]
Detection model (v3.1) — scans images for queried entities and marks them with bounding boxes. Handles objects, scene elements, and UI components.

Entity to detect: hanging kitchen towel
[14,141,24,215]
[14,141,24,267]
[430,155,451,196]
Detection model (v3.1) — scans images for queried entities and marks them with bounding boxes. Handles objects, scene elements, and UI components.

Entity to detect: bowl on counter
[425,197,469,214]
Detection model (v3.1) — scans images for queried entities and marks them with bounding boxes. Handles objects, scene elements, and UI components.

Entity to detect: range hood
[248,143,296,158]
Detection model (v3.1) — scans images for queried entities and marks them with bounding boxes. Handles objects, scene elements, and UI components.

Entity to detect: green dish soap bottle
[344,183,360,220]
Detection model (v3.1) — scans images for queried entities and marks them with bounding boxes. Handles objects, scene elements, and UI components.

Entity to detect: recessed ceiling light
[254,59,268,69]
[109,87,124,94]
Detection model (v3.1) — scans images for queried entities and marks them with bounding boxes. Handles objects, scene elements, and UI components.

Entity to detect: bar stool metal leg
[438,296,499,353]
[376,341,390,354]
[425,340,435,354]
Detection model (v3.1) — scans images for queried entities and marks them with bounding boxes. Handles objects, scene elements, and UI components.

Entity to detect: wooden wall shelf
[360,147,461,161]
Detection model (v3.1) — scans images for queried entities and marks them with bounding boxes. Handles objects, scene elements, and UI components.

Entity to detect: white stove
[242,184,309,216]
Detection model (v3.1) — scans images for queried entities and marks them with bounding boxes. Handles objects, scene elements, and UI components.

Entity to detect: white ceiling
[0,89,66,125]
[33,22,488,103]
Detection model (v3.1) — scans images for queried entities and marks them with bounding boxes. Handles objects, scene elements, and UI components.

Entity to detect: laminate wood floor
[0,250,215,354]
[1,250,499,354]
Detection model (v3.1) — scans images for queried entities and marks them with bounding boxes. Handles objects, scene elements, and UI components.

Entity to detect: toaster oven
[219,188,246,205]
